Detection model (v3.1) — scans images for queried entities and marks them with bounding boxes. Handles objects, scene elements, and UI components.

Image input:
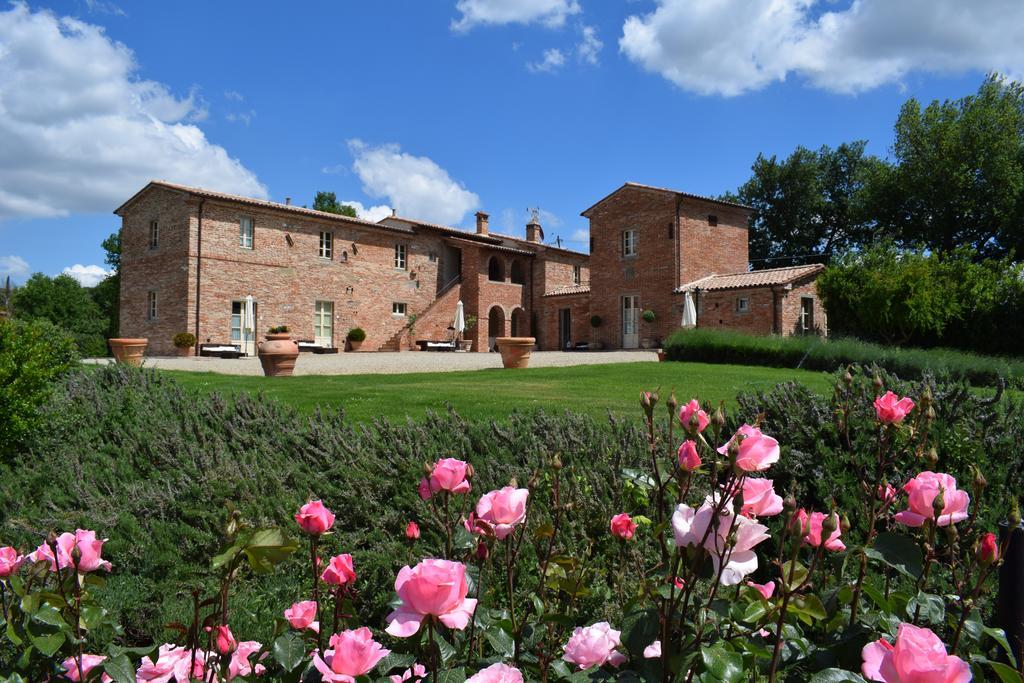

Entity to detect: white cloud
[452,0,581,31]
[84,0,125,17]
[339,200,393,224]
[348,140,479,226]
[0,255,31,280]
[0,4,266,220]
[528,48,566,73]
[576,25,602,65]
[62,263,111,287]
[225,110,256,126]
[620,0,1024,96]
[224,90,244,101]
[570,227,589,243]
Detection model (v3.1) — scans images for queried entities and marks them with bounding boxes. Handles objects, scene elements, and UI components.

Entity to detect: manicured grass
[161,361,835,422]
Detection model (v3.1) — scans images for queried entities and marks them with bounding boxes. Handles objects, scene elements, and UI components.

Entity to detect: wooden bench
[415,340,456,352]
[199,343,244,359]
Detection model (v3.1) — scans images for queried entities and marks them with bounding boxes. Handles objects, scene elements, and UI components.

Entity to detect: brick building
[115,179,825,356]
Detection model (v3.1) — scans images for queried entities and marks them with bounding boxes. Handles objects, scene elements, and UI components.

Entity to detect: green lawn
[162,361,835,422]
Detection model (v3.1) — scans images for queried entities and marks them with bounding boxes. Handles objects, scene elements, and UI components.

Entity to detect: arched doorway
[488,256,505,282]
[510,307,528,337]
[487,306,506,351]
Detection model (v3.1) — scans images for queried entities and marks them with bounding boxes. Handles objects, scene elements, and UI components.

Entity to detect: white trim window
[736,297,750,313]
[573,265,582,285]
[394,243,407,269]
[148,220,159,249]
[239,217,254,249]
[392,302,407,316]
[319,231,333,259]
[147,290,158,320]
[622,229,637,257]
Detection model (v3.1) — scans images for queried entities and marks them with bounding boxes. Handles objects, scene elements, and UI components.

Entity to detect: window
[239,217,254,249]
[708,215,719,227]
[622,229,637,257]
[573,265,582,285]
[148,220,159,249]
[394,243,407,269]
[147,290,158,320]
[392,302,407,316]
[487,256,505,282]
[314,301,333,345]
[668,222,674,239]
[736,297,749,313]
[510,259,525,284]
[319,231,333,259]
[800,297,815,333]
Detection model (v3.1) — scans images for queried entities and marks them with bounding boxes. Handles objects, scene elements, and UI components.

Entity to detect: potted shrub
[458,314,477,352]
[172,332,196,357]
[346,327,366,351]
[495,336,536,369]
[640,309,656,349]
[108,337,147,366]
[589,314,604,350]
[257,325,299,376]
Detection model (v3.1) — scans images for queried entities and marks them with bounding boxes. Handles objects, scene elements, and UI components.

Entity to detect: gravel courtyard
[87,350,660,375]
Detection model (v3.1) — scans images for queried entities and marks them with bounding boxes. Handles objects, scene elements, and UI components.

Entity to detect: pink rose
[321,554,357,587]
[862,623,970,682]
[229,641,267,679]
[878,484,897,505]
[740,478,783,517]
[29,530,112,573]
[677,440,702,472]
[136,644,205,682]
[643,641,662,659]
[679,399,710,433]
[894,472,970,528]
[313,627,390,683]
[609,513,638,540]
[466,663,524,683]
[672,502,771,585]
[406,521,421,540]
[746,581,776,600]
[212,624,237,655]
[796,510,846,551]
[418,479,432,500]
[295,500,336,535]
[285,601,319,632]
[874,391,916,425]
[428,458,472,495]
[62,654,111,682]
[385,559,478,637]
[718,425,780,472]
[0,546,23,578]
[390,663,427,683]
[475,487,529,540]
[980,532,999,565]
[563,622,627,669]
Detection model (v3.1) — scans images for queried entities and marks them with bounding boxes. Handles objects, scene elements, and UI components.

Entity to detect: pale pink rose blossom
[385,559,478,637]
[746,581,776,600]
[313,627,390,683]
[475,487,529,540]
[861,623,970,682]
[609,513,638,540]
[894,472,970,528]
[284,601,319,632]
[874,391,916,425]
[739,478,783,517]
[718,425,780,472]
[229,640,267,679]
[677,440,702,472]
[29,530,111,573]
[390,663,428,683]
[321,554,357,586]
[428,458,472,495]
[418,478,432,500]
[678,399,710,433]
[796,510,846,552]
[672,502,771,585]
[62,654,111,682]
[562,622,627,669]
[136,644,205,682]
[295,500,336,535]
[643,641,662,659]
[466,663,525,683]
[0,546,23,578]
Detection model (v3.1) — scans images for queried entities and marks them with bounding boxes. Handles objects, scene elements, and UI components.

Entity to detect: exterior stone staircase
[377,276,462,351]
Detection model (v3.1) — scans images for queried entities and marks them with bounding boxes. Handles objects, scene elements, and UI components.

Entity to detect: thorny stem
[504,538,520,663]
[768,512,805,682]
[310,536,322,652]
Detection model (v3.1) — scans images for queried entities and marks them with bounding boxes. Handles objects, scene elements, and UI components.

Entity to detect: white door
[314,301,334,347]
[231,301,257,355]
[622,295,640,349]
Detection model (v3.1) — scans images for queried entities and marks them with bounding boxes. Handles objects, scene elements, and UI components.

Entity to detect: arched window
[488,256,505,282]
[487,306,506,351]
[510,259,525,284]
[510,308,528,336]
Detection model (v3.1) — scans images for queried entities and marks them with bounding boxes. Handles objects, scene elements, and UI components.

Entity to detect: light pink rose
[295,500,336,535]
[861,623,970,682]
[313,627,390,683]
[643,641,662,659]
[0,546,23,578]
[796,510,846,551]
[62,654,111,682]
[746,581,776,600]
[563,622,627,669]
[29,530,112,573]
[428,458,472,495]
[475,487,529,540]
[390,663,428,683]
[894,472,970,528]
[672,501,771,585]
[677,440,702,472]
[609,513,638,540]
[285,600,319,632]
[385,559,478,637]
[718,425,780,472]
[874,391,916,425]
[740,478,783,517]
[878,484,897,505]
[466,663,525,683]
[136,644,205,682]
[679,399,710,433]
[229,640,267,679]
[321,554,357,586]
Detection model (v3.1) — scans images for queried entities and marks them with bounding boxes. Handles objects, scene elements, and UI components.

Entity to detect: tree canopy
[312,191,358,218]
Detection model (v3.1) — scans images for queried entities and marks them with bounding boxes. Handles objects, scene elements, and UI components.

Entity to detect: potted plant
[108,337,148,366]
[495,336,536,369]
[458,314,477,352]
[172,332,196,357]
[640,309,656,349]
[346,327,366,351]
[257,325,299,377]
[589,314,605,350]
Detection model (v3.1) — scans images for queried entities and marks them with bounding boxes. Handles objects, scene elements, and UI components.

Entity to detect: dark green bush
[172,332,196,348]
[11,273,109,357]
[347,327,367,342]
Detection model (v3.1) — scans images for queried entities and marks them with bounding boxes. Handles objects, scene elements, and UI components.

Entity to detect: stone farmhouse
[114,180,826,356]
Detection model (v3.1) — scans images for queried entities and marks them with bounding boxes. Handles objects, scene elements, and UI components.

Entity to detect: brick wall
[531,249,589,349]
[691,276,827,337]
[537,292,591,350]
[778,276,828,336]
[677,201,750,286]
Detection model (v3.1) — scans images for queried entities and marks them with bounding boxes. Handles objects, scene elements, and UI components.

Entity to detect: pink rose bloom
[796,510,846,551]
[406,521,421,540]
[980,532,999,565]
[677,440,702,472]
[136,644,205,682]
[62,654,111,682]
[718,425,780,472]
[428,458,471,495]
[418,479,432,500]
[862,623,970,682]
[679,399,710,433]
[0,546,23,578]
[609,513,638,540]
[29,530,112,573]
[284,600,319,632]
[213,624,237,655]
[466,663,524,683]
[874,391,916,425]
[746,581,776,600]
[390,663,427,683]
[878,484,897,505]
[313,627,391,683]
[229,641,267,679]
[563,622,627,669]
[740,478,783,518]
[385,559,478,637]
[673,502,771,585]
[475,487,529,540]
[643,641,662,659]
[295,500,336,535]
[321,554,357,586]
[894,472,970,528]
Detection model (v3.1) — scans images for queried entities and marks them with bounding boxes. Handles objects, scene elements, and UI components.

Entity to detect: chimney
[285,197,292,206]
[392,208,397,217]
[475,211,489,235]
[526,215,544,243]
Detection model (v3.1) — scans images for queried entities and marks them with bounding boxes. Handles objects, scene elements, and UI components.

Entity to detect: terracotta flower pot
[258,333,299,377]
[348,339,363,352]
[108,338,147,366]
[496,336,535,369]
[657,350,667,362]
[175,345,193,357]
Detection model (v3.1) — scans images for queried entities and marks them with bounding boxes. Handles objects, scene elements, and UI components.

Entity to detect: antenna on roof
[527,206,541,224]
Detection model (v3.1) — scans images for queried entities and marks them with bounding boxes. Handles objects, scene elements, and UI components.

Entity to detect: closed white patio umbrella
[682,291,697,327]
[243,295,256,354]
[454,300,466,338]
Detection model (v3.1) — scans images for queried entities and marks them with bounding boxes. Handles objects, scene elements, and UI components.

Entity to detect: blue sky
[1,0,1021,285]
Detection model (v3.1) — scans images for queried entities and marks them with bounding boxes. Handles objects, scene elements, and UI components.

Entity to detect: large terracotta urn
[108,338,147,366]
[496,337,535,369]
[258,332,299,377]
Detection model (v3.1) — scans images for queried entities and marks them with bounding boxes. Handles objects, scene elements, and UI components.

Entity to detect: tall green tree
[312,191,358,218]
[93,231,121,341]
[12,274,108,356]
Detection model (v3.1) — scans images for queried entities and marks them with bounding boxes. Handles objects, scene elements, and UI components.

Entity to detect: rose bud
[926,448,939,470]
[666,391,678,413]
[213,625,237,655]
[405,521,420,540]
[979,532,999,565]
[475,540,489,561]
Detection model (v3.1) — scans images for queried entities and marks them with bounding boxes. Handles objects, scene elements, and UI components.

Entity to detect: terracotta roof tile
[543,284,591,297]
[675,264,825,292]
[581,181,753,217]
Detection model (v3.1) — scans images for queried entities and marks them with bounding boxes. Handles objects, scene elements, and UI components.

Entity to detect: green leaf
[436,667,466,683]
[272,632,307,672]
[791,594,827,621]
[374,652,416,674]
[984,627,1019,668]
[31,604,70,630]
[243,528,298,574]
[781,561,809,590]
[986,661,1024,683]
[485,626,515,657]
[103,654,137,683]
[28,630,65,657]
[741,601,768,624]
[860,583,892,613]
[866,533,923,579]
[435,632,457,665]
[808,669,868,682]
[906,592,944,626]
[700,645,744,683]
